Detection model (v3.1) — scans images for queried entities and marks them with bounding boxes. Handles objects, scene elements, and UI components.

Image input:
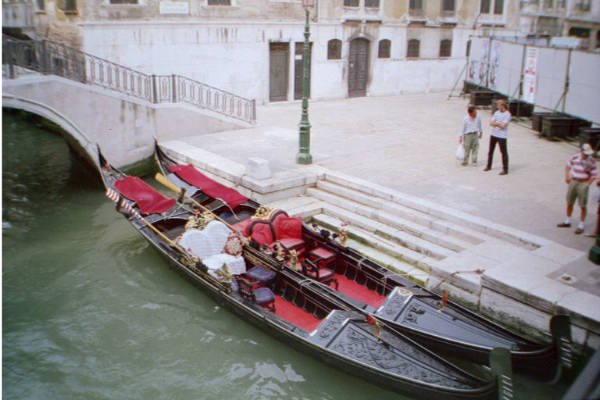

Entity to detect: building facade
[519,0,600,49]
[5,0,530,103]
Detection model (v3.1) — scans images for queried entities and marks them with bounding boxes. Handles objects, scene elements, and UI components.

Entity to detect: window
[407,39,420,58]
[442,0,455,11]
[327,39,342,60]
[493,0,504,14]
[110,0,138,3]
[208,0,231,5]
[378,40,391,58]
[344,0,359,6]
[439,39,452,57]
[542,0,553,9]
[34,0,45,11]
[57,0,77,12]
[410,0,423,10]
[480,0,491,13]
[365,0,380,7]
[481,0,504,14]
[575,0,591,11]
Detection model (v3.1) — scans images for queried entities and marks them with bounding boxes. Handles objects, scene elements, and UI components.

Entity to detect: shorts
[566,181,590,208]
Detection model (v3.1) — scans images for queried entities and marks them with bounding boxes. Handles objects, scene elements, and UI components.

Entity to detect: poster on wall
[522,47,538,104]
[488,40,501,90]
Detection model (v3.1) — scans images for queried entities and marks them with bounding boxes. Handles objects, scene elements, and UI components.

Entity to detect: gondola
[98,149,497,400]
[155,144,563,381]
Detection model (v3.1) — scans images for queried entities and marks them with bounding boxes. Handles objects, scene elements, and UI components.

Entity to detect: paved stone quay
[159,92,600,349]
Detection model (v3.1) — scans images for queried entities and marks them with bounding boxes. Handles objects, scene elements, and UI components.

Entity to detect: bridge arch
[3,93,98,168]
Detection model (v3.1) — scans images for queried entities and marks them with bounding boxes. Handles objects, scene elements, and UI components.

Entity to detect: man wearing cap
[557,143,597,235]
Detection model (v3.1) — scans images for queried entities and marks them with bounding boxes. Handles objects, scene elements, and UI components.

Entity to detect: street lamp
[297,0,315,165]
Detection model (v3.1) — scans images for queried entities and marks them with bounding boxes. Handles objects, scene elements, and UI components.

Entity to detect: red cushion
[114,176,175,214]
[274,216,303,240]
[233,219,252,236]
[250,222,274,246]
[279,238,304,250]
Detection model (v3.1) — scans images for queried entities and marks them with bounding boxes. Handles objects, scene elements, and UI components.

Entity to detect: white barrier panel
[565,52,600,124]
[494,41,524,98]
[534,47,568,113]
[466,37,490,86]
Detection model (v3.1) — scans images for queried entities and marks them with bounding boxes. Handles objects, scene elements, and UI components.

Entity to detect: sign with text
[159,1,190,15]
[522,47,538,104]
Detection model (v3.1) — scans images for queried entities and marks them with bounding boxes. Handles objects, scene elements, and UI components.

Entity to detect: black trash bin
[531,112,561,132]
[570,119,592,138]
[470,90,495,106]
[541,116,572,139]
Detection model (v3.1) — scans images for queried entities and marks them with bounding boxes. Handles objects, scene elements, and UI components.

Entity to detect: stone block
[479,288,553,341]
[245,157,272,180]
[557,291,600,333]
[533,243,585,265]
[428,252,496,295]
[426,275,480,310]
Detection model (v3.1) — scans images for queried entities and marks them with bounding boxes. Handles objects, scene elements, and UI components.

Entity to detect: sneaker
[557,222,571,228]
[461,162,468,166]
[575,228,584,235]
[483,167,491,171]
[499,171,508,175]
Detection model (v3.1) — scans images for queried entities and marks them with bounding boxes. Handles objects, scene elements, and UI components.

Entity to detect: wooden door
[269,43,289,102]
[294,42,312,100]
[348,38,369,97]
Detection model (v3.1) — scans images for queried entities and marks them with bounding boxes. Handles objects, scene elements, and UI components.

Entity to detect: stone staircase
[270,171,520,288]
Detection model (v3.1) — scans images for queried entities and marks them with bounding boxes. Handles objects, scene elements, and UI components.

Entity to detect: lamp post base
[296,152,313,165]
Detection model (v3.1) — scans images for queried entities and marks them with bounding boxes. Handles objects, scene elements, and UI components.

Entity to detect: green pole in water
[490,348,513,400]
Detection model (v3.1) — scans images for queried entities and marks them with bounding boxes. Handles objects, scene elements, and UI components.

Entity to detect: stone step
[322,172,545,249]
[307,189,472,257]
[318,204,455,260]
[315,179,494,246]
[312,213,437,273]
[308,186,477,252]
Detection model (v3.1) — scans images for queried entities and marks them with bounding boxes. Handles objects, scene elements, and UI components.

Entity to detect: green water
[3,110,570,400]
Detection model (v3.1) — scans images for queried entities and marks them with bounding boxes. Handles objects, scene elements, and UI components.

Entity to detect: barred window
[327,39,342,60]
[407,39,420,58]
[344,0,359,6]
[439,39,452,57]
[365,0,380,7]
[110,0,138,4]
[208,0,231,5]
[378,40,391,58]
[57,0,77,11]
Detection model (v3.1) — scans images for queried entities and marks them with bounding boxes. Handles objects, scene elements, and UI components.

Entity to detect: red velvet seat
[308,247,336,269]
[301,260,338,289]
[247,210,306,256]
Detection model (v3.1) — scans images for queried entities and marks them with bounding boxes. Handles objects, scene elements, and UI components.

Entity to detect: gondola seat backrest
[248,210,304,253]
[179,221,246,275]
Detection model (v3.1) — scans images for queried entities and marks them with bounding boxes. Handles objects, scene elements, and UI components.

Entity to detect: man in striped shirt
[557,143,597,235]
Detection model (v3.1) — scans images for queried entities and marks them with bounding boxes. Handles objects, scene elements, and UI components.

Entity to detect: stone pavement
[158,92,600,346]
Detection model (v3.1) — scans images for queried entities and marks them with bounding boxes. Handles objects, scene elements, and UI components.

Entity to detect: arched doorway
[348,38,370,98]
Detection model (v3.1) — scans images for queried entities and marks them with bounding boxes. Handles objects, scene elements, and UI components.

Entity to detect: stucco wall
[3,76,246,167]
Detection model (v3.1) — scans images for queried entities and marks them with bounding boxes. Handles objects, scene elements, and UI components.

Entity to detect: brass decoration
[288,249,300,270]
[185,210,216,231]
[337,221,350,246]
[272,242,285,261]
[252,206,274,220]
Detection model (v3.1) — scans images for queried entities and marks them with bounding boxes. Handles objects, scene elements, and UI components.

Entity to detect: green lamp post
[297,0,314,165]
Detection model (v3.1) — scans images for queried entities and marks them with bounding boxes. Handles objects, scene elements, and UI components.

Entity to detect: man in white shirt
[459,105,483,166]
[483,99,511,175]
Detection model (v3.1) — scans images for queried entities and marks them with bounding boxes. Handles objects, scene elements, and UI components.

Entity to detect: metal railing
[3,36,256,123]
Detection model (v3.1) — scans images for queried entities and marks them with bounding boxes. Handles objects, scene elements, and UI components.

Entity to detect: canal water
[3,110,569,400]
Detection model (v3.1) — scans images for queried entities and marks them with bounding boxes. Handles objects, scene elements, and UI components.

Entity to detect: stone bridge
[2,37,256,169]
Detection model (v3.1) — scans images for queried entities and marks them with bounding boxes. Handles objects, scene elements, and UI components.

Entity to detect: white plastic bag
[455,144,465,161]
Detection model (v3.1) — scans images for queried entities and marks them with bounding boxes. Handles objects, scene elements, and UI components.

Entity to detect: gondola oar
[155,172,237,231]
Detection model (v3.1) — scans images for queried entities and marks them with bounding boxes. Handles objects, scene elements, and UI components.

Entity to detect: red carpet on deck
[273,297,322,332]
[335,274,386,308]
